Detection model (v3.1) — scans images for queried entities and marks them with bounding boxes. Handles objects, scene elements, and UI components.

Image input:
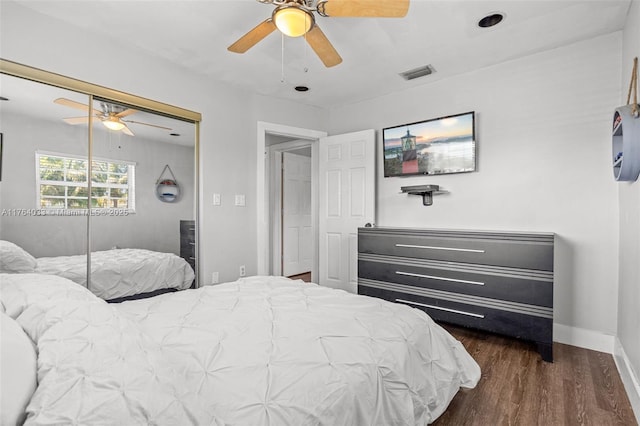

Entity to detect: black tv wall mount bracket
[400,184,448,206]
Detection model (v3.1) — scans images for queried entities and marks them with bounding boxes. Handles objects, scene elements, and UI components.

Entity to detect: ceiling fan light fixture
[273,6,313,37]
[103,117,125,131]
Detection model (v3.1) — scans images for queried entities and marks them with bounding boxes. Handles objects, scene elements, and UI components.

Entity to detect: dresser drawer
[358,256,553,307]
[180,220,196,244]
[358,282,552,344]
[179,220,196,281]
[180,240,195,256]
[359,229,554,271]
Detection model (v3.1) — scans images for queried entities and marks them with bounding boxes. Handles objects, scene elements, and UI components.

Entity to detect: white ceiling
[10,0,633,109]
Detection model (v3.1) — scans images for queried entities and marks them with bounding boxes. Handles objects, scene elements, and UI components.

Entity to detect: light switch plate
[212,193,221,206]
[235,194,246,206]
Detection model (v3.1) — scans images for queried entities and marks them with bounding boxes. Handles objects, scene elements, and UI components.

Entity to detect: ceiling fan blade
[62,116,100,125]
[305,25,342,68]
[122,125,135,136]
[55,97,90,111]
[318,0,409,17]
[228,18,277,53]
[115,108,137,118]
[122,120,172,131]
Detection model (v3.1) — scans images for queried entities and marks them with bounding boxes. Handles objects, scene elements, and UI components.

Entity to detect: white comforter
[0,273,480,425]
[35,248,194,300]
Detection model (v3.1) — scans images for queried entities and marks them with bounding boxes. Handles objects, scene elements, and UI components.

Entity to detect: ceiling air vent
[399,64,436,81]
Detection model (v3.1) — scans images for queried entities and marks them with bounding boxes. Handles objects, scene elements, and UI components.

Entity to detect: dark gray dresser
[180,220,196,287]
[357,227,555,361]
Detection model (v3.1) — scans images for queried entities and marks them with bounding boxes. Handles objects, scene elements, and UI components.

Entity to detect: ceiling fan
[54,98,172,136]
[228,0,410,68]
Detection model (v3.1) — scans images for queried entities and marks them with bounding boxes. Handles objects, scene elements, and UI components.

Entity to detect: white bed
[0,273,480,425]
[0,240,194,300]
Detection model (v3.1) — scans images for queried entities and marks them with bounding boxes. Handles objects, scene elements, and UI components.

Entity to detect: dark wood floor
[287,272,312,282]
[433,324,638,425]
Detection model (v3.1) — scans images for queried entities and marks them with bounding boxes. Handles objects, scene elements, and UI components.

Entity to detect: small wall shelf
[612,105,640,182]
[401,184,447,206]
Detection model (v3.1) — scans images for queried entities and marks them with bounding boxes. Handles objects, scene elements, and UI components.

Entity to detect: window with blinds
[36,152,135,211]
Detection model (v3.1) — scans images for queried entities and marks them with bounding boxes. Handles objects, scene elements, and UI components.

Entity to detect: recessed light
[478,13,504,28]
[295,86,309,92]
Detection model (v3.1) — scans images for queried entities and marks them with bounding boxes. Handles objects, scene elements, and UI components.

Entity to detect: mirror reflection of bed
[0,72,198,301]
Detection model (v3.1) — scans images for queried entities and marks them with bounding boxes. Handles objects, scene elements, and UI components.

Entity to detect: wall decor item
[383,111,476,177]
[155,164,181,202]
[612,57,640,182]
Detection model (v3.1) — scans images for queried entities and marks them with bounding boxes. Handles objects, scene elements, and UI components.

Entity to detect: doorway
[256,122,327,283]
[269,140,314,281]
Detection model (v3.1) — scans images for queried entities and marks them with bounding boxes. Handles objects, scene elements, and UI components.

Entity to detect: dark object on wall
[383,111,476,177]
[156,164,181,202]
[357,226,555,362]
[400,184,448,206]
[613,57,640,182]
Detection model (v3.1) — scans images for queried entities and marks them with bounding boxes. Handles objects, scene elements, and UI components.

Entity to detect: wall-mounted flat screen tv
[382,111,476,177]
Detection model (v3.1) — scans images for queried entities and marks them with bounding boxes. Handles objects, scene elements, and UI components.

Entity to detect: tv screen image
[382,111,476,177]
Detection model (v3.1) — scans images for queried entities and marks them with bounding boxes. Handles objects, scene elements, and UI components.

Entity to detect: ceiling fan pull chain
[281,32,285,83]
[304,20,309,73]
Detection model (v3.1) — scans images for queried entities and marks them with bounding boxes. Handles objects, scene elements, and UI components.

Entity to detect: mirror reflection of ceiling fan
[54,98,172,136]
[228,0,410,68]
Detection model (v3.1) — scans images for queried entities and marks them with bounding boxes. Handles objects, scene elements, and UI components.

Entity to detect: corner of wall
[614,337,640,424]
[553,323,615,354]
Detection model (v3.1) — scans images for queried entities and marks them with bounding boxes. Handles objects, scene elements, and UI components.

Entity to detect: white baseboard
[553,323,640,423]
[614,338,640,424]
[553,323,615,353]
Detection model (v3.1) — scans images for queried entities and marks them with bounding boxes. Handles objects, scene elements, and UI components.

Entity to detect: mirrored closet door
[0,73,90,275]
[0,60,201,298]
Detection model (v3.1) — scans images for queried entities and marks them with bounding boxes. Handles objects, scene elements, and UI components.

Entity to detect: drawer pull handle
[189,257,196,260]
[395,271,485,286]
[396,299,485,319]
[189,242,195,246]
[395,243,485,253]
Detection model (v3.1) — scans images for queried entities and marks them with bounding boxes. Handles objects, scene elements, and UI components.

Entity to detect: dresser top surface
[358,226,555,240]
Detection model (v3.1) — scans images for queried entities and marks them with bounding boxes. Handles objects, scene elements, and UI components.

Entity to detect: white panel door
[319,129,375,293]
[282,152,312,276]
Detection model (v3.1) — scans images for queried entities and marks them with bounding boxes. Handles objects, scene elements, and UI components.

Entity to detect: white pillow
[0,311,37,425]
[0,241,37,273]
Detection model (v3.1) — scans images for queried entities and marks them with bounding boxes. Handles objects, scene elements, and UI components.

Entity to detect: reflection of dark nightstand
[180,220,196,287]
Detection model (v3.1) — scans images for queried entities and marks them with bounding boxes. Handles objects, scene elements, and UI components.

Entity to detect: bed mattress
[1,273,480,425]
[35,248,194,300]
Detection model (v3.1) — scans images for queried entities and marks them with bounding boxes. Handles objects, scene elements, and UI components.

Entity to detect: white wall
[617,0,640,416]
[328,33,623,339]
[0,1,329,283]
